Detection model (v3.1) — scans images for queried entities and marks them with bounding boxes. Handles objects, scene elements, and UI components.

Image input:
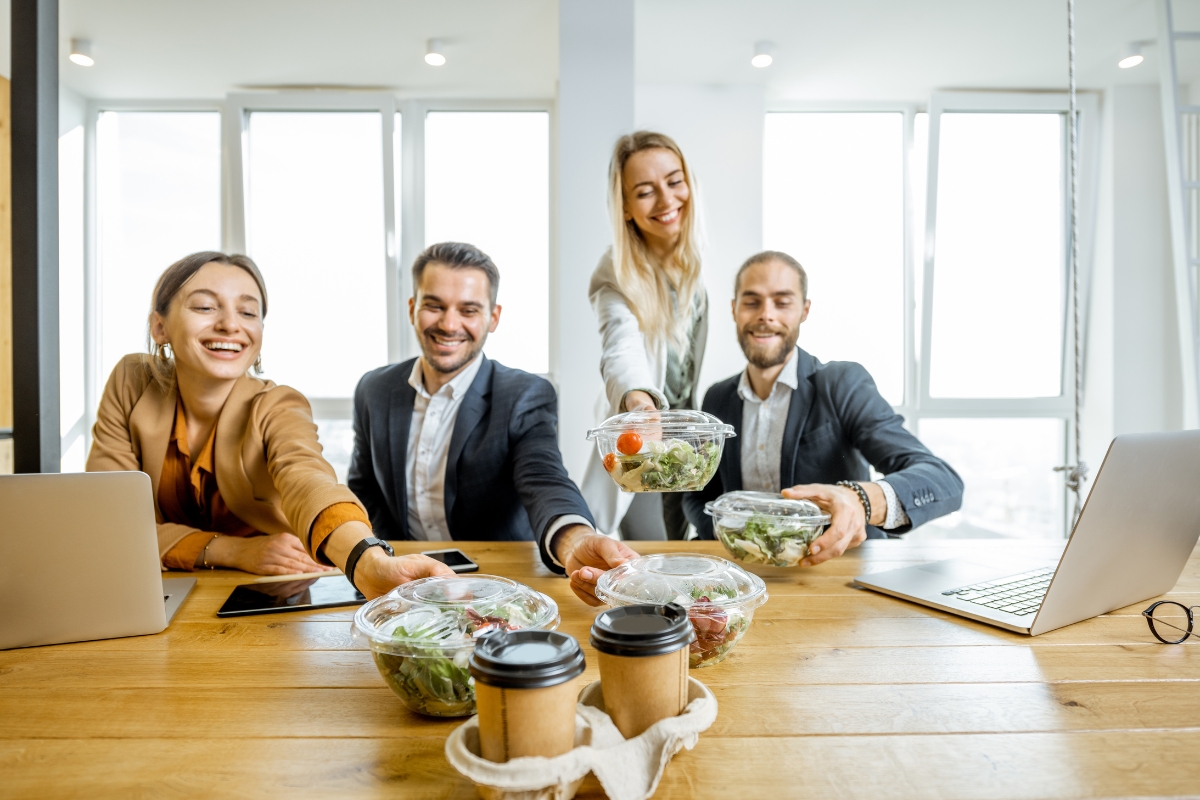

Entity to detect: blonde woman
[581,131,708,539]
[87,251,451,597]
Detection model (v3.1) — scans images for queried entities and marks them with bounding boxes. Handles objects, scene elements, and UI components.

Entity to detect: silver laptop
[855,431,1200,635]
[0,471,195,650]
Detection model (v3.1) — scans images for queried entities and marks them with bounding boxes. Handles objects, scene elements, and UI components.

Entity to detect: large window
[73,97,551,484]
[59,125,86,472]
[424,111,550,374]
[763,112,905,404]
[96,112,222,383]
[765,94,1092,539]
[245,111,390,400]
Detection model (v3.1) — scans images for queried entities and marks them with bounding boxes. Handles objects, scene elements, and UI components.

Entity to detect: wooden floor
[2,539,1197,799]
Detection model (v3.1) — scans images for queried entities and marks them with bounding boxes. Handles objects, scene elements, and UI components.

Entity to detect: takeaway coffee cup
[468,630,586,763]
[590,604,695,738]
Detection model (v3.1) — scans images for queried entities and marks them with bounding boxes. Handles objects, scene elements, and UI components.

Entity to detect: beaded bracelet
[836,480,872,524]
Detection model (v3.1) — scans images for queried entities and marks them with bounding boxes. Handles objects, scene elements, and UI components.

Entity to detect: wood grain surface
[2,539,1197,799]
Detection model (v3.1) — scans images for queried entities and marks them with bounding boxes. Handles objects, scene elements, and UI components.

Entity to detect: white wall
[1082,83,1185,491]
[555,0,634,481]
[634,84,765,397]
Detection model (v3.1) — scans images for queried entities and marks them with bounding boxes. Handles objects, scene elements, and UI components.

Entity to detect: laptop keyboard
[940,567,1054,617]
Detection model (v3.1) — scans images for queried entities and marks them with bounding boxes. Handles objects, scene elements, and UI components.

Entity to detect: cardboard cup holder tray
[444,677,718,800]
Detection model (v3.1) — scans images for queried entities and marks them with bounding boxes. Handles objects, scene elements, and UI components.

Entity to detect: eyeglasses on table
[1142,600,1200,644]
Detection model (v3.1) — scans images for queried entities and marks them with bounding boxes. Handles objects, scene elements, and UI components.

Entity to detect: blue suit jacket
[347,355,594,573]
[682,348,963,540]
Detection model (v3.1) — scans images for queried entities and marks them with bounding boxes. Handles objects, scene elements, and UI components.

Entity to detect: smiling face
[733,258,810,369]
[150,262,264,384]
[408,262,502,376]
[622,147,690,254]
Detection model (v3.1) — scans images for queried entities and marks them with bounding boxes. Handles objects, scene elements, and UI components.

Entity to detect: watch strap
[344,537,394,592]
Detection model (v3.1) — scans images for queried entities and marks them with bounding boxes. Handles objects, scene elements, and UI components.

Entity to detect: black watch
[344,537,394,593]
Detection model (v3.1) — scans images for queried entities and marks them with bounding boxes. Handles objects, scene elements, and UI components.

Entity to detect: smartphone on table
[421,548,480,573]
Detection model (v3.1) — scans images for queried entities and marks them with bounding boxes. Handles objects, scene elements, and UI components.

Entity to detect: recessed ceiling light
[752,41,773,69]
[1118,41,1144,69]
[425,39,446,67]
[69,38,94,67]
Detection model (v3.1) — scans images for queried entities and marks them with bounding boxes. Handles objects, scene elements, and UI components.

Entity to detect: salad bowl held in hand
[586,410,735,493]
[351,575,559,717]
[706,491,831,567]
[595,553,767,667]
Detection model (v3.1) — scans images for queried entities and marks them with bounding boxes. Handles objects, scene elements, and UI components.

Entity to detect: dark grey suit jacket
[682,348,963,540]
[347,355,594,574]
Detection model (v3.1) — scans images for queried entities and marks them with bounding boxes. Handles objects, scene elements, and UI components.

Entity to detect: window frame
[76,94,556,437]
[766,93,1100,537]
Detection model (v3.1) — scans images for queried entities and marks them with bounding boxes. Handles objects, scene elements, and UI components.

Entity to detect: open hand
[559,527,637,606]
[782,484,868,567]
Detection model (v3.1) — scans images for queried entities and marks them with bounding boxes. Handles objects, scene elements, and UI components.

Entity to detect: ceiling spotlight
[751,41,773,69]
[1118,41,1144,69]
[69,38,94,67]
[425,39,446,67]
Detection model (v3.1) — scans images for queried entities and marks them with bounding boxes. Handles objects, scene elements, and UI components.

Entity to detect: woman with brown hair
[580,131,708,540]
[87,251,450,596]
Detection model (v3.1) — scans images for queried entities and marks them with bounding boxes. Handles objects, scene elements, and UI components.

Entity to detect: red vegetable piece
[616,431,643,455]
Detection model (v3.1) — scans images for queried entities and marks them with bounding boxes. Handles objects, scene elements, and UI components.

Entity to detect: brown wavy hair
[145,251,269,391]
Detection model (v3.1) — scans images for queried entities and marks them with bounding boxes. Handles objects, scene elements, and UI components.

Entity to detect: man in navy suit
[349,242,634,603]
[681,251,963,566]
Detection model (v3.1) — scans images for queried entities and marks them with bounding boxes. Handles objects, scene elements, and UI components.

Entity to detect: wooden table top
[2,539,1198,799]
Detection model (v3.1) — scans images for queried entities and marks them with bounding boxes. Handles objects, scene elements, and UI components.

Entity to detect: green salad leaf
[716,513,827,567]
[372,600,536,717]
[611,438,721,492]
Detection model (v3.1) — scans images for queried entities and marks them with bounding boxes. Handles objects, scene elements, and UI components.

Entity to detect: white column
[554,0,635,482]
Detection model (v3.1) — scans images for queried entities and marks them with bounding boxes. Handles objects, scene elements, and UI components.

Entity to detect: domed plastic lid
[586,410,736,440]
[595,553,767,610]
[351,574,559,652]
[704,491,830,524]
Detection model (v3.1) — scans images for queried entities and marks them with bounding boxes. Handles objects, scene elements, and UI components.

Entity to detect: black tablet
[216,575,365,617]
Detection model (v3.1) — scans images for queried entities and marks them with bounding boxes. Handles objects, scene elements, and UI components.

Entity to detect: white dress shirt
[737,348,910,529]
[405,356,592,553]
[405,356,485,541]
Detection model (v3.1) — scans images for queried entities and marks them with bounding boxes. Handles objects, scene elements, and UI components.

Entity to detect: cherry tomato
[616,431,643,456]
[603,452,618,472]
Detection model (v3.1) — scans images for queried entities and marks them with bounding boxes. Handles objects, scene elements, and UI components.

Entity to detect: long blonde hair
[607,131,704,353]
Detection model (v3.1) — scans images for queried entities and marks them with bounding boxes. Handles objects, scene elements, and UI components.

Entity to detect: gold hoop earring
[254,356,263,375]
[157,342,173,360]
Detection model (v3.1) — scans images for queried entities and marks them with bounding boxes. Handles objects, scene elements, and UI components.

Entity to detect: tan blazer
[87,354,364,559]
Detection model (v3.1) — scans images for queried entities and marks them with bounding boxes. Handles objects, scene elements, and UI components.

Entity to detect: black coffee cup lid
[469,630,586,689]
[590,604,695,657]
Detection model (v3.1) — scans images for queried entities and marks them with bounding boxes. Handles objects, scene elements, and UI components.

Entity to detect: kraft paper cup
[469,630,587,763]
[590,604,695,739]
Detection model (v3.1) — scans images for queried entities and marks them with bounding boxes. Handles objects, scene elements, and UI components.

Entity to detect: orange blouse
[160,400,367,571]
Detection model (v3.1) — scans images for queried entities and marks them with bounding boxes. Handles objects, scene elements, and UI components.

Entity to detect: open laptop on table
[0,471,195,650]
[854,431,1200,636]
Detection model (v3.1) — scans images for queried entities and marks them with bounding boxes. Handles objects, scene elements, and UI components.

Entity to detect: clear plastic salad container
[586,410,735,493]
[595,553,767,667]
[706,491,831,567]
[351,575,559,717]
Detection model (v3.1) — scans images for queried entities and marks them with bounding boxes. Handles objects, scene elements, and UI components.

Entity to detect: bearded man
[681,251,963,565]
[348,242,635,603]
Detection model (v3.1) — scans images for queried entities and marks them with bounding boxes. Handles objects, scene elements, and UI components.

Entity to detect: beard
[419,325,487,375]
[737,322,799,369]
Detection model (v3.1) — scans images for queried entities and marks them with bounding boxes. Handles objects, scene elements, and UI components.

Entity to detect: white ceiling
[42,0,1200,102]
[57,0,559,99]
